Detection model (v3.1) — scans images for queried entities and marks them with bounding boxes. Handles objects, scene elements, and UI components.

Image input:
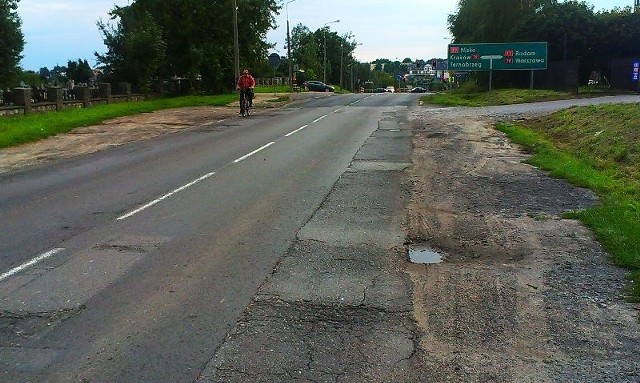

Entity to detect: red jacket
[237,74,255,90]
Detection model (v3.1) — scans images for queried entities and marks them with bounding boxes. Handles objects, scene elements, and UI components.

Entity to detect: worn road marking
[118,172,216,220]
[285,125,308,137]
[233,142,275,163]
[0,248,64,281]
[312,115,327,123]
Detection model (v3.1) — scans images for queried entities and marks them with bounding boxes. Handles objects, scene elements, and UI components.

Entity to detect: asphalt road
[0,92,418,382]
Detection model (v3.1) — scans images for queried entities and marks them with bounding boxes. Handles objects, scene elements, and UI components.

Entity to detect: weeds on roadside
[497,104,640,301]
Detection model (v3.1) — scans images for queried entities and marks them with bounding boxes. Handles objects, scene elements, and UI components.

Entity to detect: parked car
[304,80,335,92]
[385,86,395,93]
[373,88,387,93]
[409,86,427,93]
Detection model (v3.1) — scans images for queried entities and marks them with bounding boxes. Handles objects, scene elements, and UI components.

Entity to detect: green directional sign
[447,42,548,71]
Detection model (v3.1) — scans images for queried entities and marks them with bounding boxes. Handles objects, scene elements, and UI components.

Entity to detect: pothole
[408,245,443,264]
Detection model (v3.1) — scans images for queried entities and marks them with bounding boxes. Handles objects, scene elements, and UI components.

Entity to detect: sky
[16,0,635,71]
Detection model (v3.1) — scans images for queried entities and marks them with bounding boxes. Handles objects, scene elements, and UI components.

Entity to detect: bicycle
[239,89,252,117]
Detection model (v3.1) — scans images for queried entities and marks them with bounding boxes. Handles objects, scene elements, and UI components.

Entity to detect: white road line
[312,115,327,123]
[285,125,308,137]
[0,248,64,282]
[233,142,275,163]
[117,171,216,220]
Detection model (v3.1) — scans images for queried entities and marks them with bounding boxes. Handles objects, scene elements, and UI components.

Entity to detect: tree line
[4,0,637,93]
[448,0,640,84]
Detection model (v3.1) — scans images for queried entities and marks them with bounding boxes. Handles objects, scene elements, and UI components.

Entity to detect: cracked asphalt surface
[198,96,640,382]
[2,94,639,382]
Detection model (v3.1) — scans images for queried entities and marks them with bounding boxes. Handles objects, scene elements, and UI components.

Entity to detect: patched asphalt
[196,107,417,382]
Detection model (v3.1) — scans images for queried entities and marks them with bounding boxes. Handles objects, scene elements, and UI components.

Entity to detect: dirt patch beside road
[405,110,640,381]
[0,93,283,174]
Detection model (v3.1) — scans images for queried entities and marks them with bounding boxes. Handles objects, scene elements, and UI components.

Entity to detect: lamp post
[340,43,343,88]
[285,0,296,92]
[323,19,340,84]
[339,33,353,89]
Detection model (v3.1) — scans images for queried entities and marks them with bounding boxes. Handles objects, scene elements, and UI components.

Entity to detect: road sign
[447,42,547,71]
[632,62,639,82]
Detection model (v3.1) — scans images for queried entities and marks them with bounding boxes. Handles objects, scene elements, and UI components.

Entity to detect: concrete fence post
[99,83,112,103]
[13,87,32,115]
[119,82,132,102]
[47,87,63,111]
[76,86,90,108]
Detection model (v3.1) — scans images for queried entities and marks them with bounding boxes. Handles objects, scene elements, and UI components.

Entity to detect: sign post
[480,55,503,91]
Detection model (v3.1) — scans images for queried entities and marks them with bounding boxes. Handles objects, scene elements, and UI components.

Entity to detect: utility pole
[286,0,296,92]
[232,0,240,82]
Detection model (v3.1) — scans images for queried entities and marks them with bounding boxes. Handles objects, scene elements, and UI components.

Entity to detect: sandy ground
[405,110,640,381]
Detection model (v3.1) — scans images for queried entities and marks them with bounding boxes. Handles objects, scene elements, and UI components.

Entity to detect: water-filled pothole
[408,246,443,264]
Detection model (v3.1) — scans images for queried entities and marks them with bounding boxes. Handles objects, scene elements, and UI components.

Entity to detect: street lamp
[323,19,340,84]
[285,0,296,92]
[339,33,354,89]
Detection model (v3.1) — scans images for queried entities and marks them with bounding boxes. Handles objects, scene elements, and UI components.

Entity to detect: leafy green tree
[512,1,598,61]
[97,6,166,91]
[0,0,24,88]
[66,59,93,84]
[18,70,45,87]
[448,0,552,43]
[594,7,640,60]
[98,0,279,93]
[291,24,322,80]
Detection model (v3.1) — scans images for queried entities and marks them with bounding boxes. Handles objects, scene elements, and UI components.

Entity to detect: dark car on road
[304,80,335,92]
[409,86,427,93]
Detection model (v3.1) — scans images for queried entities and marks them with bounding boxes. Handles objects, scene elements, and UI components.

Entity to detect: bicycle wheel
[240,97,246,117]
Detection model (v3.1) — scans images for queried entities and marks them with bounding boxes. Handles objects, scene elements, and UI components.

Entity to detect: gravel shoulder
[406,107,640,381]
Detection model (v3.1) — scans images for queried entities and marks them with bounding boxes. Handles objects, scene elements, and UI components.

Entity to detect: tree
[98,0,279,93]
[512,1,598,61]
[291,24,321,81]
[97,6,166,91]
[0,0,24,88]
[448,0,552,43]
[67,59,94,84]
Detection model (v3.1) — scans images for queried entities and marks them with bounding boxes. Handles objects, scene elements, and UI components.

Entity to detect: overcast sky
[17,0,634,71]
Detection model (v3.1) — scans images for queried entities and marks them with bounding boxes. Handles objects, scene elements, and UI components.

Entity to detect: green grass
[0,94,237,149]
[496,103,640,300]
[421,87,577,107]
[254,85,290,94]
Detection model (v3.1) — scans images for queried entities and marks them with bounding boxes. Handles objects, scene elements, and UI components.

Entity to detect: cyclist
[236,69,256,114]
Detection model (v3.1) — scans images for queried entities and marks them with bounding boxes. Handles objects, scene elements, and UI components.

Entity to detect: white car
[385,86,395,93]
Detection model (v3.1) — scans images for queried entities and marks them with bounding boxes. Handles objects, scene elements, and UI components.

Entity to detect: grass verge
[496,103,640,301]
[422,88,577,107]
[0,94,237,149]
